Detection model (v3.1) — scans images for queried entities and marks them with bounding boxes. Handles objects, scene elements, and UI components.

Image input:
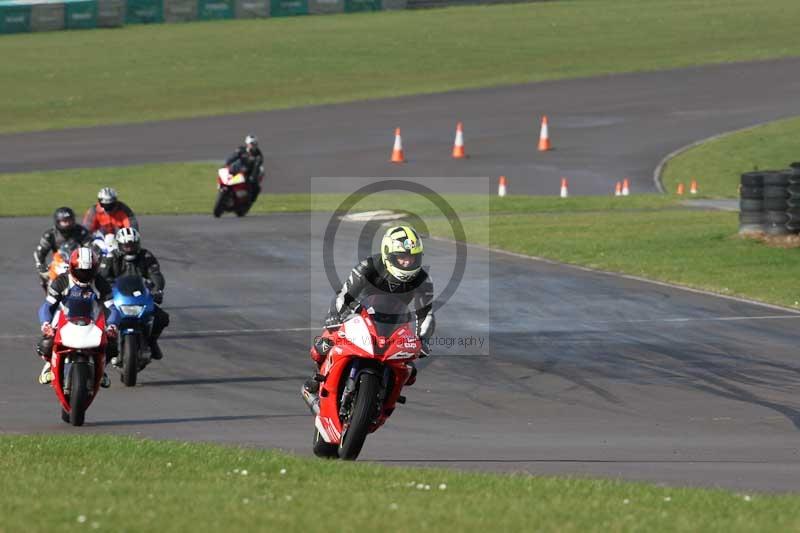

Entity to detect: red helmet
[69,247,98,286]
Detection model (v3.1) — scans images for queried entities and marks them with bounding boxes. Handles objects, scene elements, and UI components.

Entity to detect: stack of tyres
[739,171,764,234]
[787,163,800,234]
[763,170,791,236]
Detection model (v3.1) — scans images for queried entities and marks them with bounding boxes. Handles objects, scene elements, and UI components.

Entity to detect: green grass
[660,116,800,198]
[2,435,799,533]
[429,207,800,309]
[4,0,800,132]
[5,162,799,308]
[0,162,677,217]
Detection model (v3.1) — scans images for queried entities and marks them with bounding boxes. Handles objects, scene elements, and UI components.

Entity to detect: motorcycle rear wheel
[122,336,138,387]
[338,373,380,460]
[69,363,91,426]
[312,427,339,459]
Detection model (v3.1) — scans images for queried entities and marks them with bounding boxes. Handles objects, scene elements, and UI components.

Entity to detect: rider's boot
[149,338,163,360]
[38,360,53,385]
[405,362,417,387]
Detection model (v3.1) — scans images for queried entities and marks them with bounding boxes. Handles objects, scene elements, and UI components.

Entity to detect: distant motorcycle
[47,292,108,426]
[213,165,263,218]
[111,275,156,387]
[42,241,80,292]
[302,299,420,460]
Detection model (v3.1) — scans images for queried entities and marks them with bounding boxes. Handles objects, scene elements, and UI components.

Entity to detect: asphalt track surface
[2,57,800,194]
[3,58,800,493]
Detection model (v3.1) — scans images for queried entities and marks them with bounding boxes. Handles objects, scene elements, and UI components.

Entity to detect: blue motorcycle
[111,275,156,387]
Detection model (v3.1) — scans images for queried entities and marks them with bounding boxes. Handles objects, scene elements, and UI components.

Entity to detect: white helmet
[116,227,140,260]
[98,187,118,211]
[245,134,258,146]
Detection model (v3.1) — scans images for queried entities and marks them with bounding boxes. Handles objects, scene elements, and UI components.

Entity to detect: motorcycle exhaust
[301,386,320,415]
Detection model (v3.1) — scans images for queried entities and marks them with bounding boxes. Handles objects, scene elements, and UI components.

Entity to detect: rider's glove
[153,290,164,305]
[106,324,119,338]
[324,313,343,330]
[41,322,54,337]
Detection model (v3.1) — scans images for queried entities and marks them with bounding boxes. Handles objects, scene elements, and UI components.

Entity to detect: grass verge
[660,116,800,198]
[4,0,800,132]
[4,162,799,309]
[2,435,799,533]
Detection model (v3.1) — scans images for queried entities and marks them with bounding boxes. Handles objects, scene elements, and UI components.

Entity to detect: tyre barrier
[739,171,765,234]
[739,168,798,235]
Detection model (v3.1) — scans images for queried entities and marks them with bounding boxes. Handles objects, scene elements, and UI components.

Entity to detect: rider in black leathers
[34,207,91,290]
[225,134,264,203]
[99,227,170,361]
[304,226,435,396]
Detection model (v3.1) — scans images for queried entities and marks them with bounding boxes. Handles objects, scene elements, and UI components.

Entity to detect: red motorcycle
[212,166,263,218]
[303,299,420,460]
[48,293,108,426]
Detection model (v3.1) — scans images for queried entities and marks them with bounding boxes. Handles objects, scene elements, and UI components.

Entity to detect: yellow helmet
[381,226,423,282]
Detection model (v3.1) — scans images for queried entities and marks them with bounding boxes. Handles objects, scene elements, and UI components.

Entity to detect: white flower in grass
[424,485,431,491]
[416,484,424,490]
[243,498,250,504]
[234,468,240,474]
[389,503,399,510]
[241,470,248,476]
[280,468,287,475]
[91,522,100,529]
[77,515,87,523]
[285,495,293,501]
[743,495,752,502]
[438,484,447,490]
[166,462,172,468]
[623,499,630,505]
[406,481,416,487]
[663,497,671,502]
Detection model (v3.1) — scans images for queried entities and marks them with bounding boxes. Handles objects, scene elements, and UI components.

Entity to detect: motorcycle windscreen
[114,275,149,301]
[60,295,103,348]
[360,294,414,338]
[62,294,100,325]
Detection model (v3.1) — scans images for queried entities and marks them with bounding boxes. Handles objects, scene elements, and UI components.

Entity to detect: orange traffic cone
[452,122,466,159]
[390,128,405,163]
[538,116,551,152]
[560,177,569,198]
[615,181,622,196]
[622,178,630,196]
[498,176,508,197]
[690,179,698,195]
[677,182,685,195]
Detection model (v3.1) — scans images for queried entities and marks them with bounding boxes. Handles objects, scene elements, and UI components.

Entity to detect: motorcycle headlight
[119,305,144,317]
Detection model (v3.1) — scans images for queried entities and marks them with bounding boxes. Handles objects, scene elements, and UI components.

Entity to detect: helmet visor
[100,201,117,212]
[388,252,421,272]
[71,268,94,284]
[56,218,75,231]
[120,241,139,255]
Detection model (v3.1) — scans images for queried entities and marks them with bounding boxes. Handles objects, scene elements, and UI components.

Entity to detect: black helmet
[53,207,76,235]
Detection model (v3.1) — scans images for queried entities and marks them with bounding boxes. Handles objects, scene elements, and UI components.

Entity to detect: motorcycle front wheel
[213,190,229,218]
[121,335,139,387]
[338,373,380,460]
[69,363,91,426]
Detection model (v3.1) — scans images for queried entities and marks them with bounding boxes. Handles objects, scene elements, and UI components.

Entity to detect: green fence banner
[65,0,97,29]
[344,0,378,11]
[126,0,163,23]
[198,0,233,19]
[0,2,31,33]
[270,0,306,16]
